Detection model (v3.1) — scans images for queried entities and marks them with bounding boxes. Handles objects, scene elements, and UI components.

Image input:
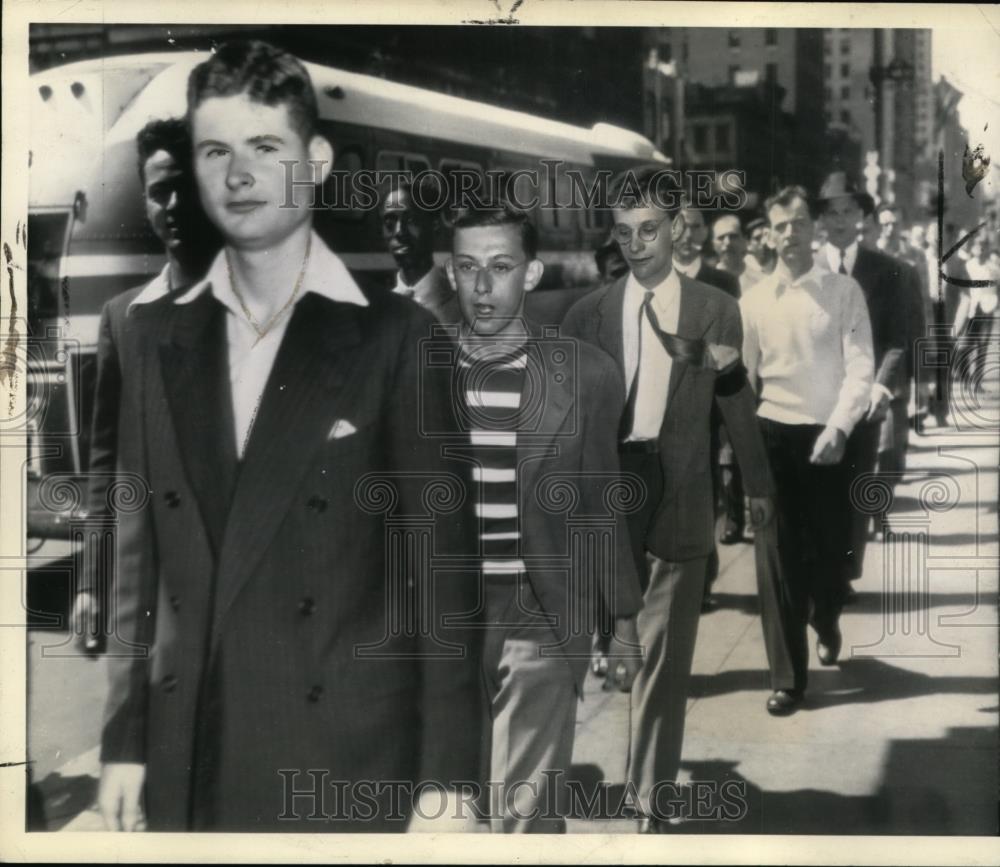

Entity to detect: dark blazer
[445,325,644,691]
[101,290,482,831]
[561,273,773,562]
[82,284,179,594]
[694,262,741,299]
[849,247,910,399]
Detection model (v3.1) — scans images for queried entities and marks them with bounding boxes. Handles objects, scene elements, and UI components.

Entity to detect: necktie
[619,291,653,440]
[619,290,709,440]
[838,253,848,275]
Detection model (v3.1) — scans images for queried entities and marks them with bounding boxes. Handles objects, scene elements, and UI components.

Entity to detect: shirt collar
[126,263,173,315]
[673,256,702,279]
[823,241,858,275]
[176,230,369,313]
[626,266,680,309]
[773,259,822,294]
[394,266,448,307]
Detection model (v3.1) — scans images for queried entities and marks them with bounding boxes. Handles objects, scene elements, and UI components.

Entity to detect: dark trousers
[755,419,851,693]
[959,311,995,387]
[843,418,881,581]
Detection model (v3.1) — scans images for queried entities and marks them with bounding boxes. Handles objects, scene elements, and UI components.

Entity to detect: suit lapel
[595,276,627,380]
[517,338,574,496]
[211,293,365,636]
[158,293,238,555]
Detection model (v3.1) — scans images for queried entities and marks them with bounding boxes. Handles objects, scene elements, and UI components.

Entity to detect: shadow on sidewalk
[688,658,996,705]
[674,724,997,835]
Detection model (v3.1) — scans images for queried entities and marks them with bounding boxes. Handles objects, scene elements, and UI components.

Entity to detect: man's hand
[71,591,100,653]
[866,387,892,422]
[810,425,847,466]
[98,762,146,831]
[748,496,775,529]
[605,616,643,692]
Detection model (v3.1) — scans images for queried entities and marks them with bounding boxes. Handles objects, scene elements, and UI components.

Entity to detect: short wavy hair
[187,40,318,142]
[450,202,538,260]
[136,117,191,182]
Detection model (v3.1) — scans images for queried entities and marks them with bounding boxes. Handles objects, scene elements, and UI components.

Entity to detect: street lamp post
[647,47,683,164]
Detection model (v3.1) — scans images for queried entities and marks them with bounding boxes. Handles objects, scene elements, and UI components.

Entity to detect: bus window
[376,150,431,178]
[439,159,483,209]
[322,148,366,222]
[27,210,71,336]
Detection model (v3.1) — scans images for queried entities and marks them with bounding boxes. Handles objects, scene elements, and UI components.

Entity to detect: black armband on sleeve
[715,362,749,397]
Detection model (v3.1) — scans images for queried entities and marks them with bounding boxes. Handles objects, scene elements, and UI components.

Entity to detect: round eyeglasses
[611,215,670,245]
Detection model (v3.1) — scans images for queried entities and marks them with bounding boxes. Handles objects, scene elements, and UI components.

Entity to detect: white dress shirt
[966,257,998,315]
[393,267,437,303]
[622,268,681,440]
[176,231,368,457]
[823,241,859,276]
[740,260,875,436]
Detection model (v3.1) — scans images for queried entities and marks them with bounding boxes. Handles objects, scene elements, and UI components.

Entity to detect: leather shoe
[720,527,743,545]
[766,689,803,715]
[817,626,843,666]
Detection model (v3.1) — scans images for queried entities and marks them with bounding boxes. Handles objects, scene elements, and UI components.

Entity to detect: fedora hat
[817,171,865,204]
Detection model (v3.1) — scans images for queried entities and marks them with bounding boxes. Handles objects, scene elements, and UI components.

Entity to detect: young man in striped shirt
[444,204,644,832]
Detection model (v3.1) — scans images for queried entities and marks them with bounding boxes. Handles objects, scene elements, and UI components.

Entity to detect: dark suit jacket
[849,247,910,399]
[694,262,741,299]
[101,289,482,831]
[445,325,644,691]
[82,283,179,595]
[562,273,773,562]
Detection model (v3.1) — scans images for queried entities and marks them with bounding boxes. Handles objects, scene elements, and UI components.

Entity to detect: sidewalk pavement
[26,388,999,835]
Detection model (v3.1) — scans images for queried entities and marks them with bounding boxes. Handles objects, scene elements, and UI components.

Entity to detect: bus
[26,51,667,543]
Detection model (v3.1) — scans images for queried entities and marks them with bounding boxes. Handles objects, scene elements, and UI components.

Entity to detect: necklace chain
[225,234,312,342]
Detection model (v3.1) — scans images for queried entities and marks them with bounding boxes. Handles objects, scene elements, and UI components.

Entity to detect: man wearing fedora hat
[816,172,909,593]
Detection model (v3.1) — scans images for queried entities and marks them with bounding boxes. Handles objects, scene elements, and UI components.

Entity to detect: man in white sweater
[740,186,875,715]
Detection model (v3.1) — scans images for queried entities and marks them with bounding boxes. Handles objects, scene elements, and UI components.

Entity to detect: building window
[825,62,832,79]
[715,123,731,153]
[841,85,850,99]
[840,62,850,78]
[825,109,833,123]
[682,40,689,62]
[841,39,850,55]
[693,124,709,153]
[661,42,672,63]
[728,31,740,49]
[824,86,832,102]
[840,109,851,124]
[766,62,778,85]
[765,28,778,46]
[728,64,740,83]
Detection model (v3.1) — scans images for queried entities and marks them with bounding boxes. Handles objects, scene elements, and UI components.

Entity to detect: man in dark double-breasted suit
[562,166,774,832]
[97,40,481,833]
[817,174,909,584]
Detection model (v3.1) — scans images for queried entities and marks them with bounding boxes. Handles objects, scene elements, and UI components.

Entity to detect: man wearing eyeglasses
[381,177,459,323]
[562,166,773,833]
[443,204,643,832]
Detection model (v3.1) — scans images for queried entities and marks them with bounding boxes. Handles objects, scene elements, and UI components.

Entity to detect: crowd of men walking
[72,39,997,835]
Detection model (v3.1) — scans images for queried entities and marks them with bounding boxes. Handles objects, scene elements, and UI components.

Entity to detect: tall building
[641,28,826,201]
[820,28,933,219]
[821,29,876,156]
